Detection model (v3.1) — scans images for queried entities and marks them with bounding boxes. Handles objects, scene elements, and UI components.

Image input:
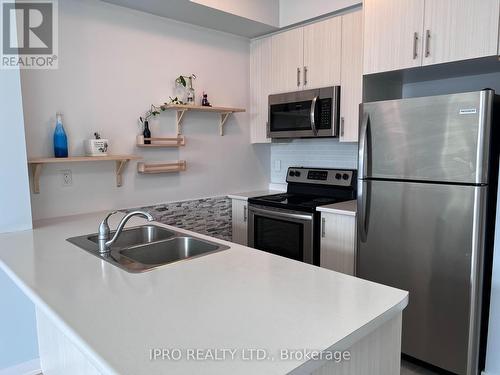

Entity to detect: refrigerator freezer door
[360,90,494,184]
[357,180,487,375]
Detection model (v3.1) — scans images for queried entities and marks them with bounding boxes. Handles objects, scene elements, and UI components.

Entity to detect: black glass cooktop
[248,193,347,213]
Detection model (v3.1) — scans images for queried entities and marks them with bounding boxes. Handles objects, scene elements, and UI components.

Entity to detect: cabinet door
[303,17,342,89]
[271,27,304,93]
[422,0,500,66]
[340,10,363,143]
[250,37,272,144]
[320,212,356,275]
[363,0,425,74]
[231,199,248,246]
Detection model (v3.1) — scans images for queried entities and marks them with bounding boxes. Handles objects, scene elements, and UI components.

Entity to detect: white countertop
[227,190,283,201]
[0,211,406,375]
[317,200,357,216]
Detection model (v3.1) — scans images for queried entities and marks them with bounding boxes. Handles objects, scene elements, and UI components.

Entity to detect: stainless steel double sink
[67,225,230,273]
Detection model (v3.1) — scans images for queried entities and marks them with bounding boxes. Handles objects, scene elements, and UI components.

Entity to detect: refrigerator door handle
[357,180,369,243]
[358,111,370,244]
[358,112,369,179]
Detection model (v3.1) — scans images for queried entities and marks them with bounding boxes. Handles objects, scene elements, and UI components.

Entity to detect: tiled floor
[401,360,443,375]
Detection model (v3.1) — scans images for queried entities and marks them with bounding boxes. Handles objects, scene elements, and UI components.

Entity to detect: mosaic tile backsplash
[126,196,232,241]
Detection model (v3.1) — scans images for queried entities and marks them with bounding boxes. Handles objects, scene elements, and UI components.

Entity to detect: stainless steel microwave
[267,86,340,139]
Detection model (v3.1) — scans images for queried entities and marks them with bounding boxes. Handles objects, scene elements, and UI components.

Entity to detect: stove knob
[335,173,342,180]
[289,170,295,177]
[295,171,301,177]
[342,173,350,180]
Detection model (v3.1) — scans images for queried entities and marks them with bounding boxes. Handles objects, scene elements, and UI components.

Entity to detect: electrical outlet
[274,160,281,172]
[61,170,72,186]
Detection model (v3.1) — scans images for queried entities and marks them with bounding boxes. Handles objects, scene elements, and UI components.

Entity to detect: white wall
[279,0,361,27]
[190,0,279,26]
[0,62,38,370]
[0,70,32,233]
[21,0,270,220]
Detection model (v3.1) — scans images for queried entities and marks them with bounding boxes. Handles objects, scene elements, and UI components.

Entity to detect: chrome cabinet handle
[303,66,308,86]
[310,95,319,136]
[243,205,247,222]
[340,117,345,137]
[425,29,431,57]
[413,32,419,59]
[321,217,326,238]
[297,67,301,87]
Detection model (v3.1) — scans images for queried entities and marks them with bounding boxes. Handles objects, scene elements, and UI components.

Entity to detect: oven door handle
[310,95,319,136]
[249,206,313,221]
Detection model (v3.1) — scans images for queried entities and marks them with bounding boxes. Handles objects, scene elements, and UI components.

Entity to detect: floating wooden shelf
[137,160,187,174]
[160,104,245,136]
[136,135,185,147]
[28,155,141,193]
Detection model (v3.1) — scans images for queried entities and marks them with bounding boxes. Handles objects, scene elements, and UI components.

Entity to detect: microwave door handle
[310,95,319,136]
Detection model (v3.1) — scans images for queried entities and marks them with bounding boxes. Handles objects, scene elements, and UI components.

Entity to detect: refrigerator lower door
[357,179,487,375]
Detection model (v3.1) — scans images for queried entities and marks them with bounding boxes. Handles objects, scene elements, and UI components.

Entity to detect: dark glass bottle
[143,120,151,144]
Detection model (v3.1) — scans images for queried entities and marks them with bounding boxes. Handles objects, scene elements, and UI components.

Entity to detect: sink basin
[119,237,221,265]
[87,225,175,248]
[67,225,230,273]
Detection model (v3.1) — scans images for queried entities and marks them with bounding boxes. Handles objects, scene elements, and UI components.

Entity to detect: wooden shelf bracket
[31,163,43,194]
[115,159,129,187]
[176,109,187,135]
[219,112,231,136]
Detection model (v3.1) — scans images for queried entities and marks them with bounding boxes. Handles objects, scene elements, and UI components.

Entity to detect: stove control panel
[286,167,356,187]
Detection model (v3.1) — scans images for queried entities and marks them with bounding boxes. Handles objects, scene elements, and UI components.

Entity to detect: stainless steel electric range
[248,167,357,266]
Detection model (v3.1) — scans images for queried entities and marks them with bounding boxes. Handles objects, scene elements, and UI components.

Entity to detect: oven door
[248,205,314,264]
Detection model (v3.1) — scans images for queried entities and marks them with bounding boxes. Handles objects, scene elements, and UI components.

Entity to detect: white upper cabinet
[303,17,342,89]
[340,10,363,143]
[364,0,500,74]
[422,0,500,66]
[363,0,425,75]
[250,37,272,144]
[271,28,304,93]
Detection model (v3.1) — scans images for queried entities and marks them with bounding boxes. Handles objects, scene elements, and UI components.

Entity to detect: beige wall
[21,0,270,220]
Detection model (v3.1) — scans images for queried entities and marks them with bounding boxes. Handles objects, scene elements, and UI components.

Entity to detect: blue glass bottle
[53,112,68,158]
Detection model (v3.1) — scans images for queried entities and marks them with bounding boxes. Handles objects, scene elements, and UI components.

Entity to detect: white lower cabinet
[231,199,248,246]
[320,211,356,276]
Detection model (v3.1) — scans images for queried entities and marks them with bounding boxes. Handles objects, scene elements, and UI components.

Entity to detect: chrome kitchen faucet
[98,211,153,253]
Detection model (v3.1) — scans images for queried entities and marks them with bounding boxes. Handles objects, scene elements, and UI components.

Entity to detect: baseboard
[0,358,41,375]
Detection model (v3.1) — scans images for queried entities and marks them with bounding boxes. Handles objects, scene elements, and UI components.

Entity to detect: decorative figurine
[201,92,211,107]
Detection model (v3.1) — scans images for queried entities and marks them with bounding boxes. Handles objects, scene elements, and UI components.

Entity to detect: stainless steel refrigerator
[357,90,499,375]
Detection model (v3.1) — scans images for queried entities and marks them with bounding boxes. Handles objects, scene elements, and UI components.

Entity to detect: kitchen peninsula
[0,212,407,375]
